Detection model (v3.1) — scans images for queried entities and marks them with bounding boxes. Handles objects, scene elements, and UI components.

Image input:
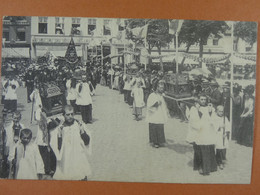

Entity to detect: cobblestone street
[3,84,253,183]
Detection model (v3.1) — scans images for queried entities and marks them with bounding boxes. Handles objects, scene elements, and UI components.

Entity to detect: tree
[178,20,229,67]
[234,21,257,48]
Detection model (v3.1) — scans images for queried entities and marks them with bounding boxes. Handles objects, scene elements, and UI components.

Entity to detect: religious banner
[65,37,79,64]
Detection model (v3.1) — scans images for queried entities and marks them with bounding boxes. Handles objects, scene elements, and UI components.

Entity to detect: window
[213,39,219,46]
[16,31,25,41]
[103,19,111,35]
[55,17,65,34]
[71,18,81,35]
[88,19,96,35]
[38,17,48,34]
[3,31,9,41]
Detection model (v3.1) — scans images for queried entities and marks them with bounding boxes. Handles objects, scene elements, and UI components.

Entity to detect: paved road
[2,84,253,183]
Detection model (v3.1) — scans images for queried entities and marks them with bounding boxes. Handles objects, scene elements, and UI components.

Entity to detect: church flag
[65,37,78,64]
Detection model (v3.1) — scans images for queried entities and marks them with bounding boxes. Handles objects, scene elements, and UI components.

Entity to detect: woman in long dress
[231,87,242,140]
[237,85,255,147]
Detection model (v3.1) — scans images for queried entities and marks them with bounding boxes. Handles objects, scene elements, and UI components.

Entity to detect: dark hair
[198,92,207,99]
[244,85,254,96]
[11,85,17,90]
[20,128,32,140]
[62,105,74,115]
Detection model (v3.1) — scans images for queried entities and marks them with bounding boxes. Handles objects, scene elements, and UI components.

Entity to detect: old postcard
[0,16,257,183]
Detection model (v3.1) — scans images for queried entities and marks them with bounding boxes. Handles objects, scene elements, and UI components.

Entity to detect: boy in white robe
[8,128,45,180]
[212,105,230,170]
[50,105,92,180]
[30,84,42,122]
[131,81,145,121]
[5,111,25,157]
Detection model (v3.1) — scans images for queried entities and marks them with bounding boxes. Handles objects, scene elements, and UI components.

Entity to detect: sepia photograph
[0,16,257,183]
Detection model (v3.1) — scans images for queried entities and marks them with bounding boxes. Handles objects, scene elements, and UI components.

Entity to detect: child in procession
[8,128,45,180]
[212,105,230,170]
[131,81,145,121]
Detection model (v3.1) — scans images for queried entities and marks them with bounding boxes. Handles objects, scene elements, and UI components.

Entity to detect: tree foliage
[179,20,229,48]
[178,20,229,66]
[234,21,257,46]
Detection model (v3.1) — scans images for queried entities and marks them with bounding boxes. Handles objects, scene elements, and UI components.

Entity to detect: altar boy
[212,105,230,170]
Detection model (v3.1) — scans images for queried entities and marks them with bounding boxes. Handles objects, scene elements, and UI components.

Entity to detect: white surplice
[50,121,92,180]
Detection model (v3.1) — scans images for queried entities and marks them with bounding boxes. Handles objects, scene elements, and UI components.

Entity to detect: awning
[1,47,30,58]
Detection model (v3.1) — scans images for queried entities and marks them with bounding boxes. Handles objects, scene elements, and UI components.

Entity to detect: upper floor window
[71,18,81,35]
[55,17,65,35]
[16,28,26,41]
[88,19,96,35]
[38,17,48,34]
[103,19,111,35]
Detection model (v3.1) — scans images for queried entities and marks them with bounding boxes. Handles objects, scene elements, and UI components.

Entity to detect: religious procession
[0,16,257,183]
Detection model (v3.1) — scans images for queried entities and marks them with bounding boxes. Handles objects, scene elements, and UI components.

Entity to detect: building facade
[2,16,31,59]
[30,16,131,65]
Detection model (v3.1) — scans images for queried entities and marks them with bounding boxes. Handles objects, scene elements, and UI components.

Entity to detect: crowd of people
[0,60,256,180]
[98,64,255,176]
[1,63,96,180]
[185,84,255,175]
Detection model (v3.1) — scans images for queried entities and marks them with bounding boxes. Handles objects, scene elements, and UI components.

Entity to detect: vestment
[50,121,92,180]
[66,79,77,111]
[123,78,131,103]
[4,79,19,112]
[196,106,217,174]
[186,106,201,144]
[5,122,25,156]
[8,141,45,180]
[186,106,202,171]
[131,87,145,118]
[30,89,42,121]
[146,92,168,146]
[211,113,230,166]
[76,82,93,124]
[66,79,77,101]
